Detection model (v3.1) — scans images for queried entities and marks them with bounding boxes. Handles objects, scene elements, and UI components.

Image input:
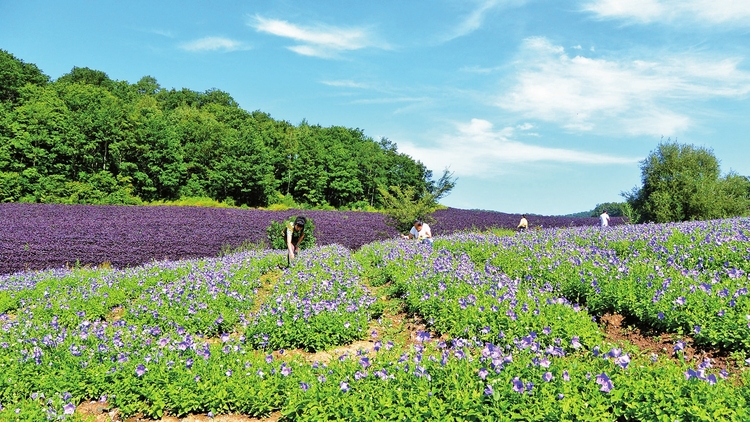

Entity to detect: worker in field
[517,214,528,232]
[600,210,610,227]
[402,219,433,245]
[284,216,306,265]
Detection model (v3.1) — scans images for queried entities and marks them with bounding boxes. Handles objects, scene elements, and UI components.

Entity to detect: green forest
[0,50,438,209]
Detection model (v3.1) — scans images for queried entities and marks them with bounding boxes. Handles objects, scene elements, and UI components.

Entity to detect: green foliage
[590,202,627,217]
[266,216,316,250]
[0,53,436,210]
[378,169,457,233]
[624,141,750,223]
[144,196,234,208]
[0,49,49,103]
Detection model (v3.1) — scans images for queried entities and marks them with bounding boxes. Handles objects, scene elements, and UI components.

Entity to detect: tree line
[623,141,750,223]
[0,50,441,209]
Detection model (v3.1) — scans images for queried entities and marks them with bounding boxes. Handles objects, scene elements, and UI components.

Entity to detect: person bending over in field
[517,214,528,232]
[284,216,306,265]
[402,219,433,245]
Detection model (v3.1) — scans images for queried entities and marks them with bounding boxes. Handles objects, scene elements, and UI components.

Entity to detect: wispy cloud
[399,118,638,177]
[460,65,504,74]
[443,0,528,42]
[320,80,370,89]
[497,37,750,135]
[582,0,750,26]
[250,15,387,58]
[351,97,430,105]
[151,29,174,38]
[180,37,249,52]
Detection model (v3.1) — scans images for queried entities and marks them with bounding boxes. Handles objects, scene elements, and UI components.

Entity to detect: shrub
[266,216,316,250]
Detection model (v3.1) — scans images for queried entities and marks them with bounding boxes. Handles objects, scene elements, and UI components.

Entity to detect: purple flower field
[431,208,623,233]
[0,203,620,274]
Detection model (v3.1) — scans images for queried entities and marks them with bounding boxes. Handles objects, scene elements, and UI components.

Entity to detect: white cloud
[583,0,750,25]
[180,37,248,52]
[443,0,528,41]
[399,118,638,177]
[460,65,504,74]
[516,122,534,130]
[250,16,387,58]
[498,37,750,135]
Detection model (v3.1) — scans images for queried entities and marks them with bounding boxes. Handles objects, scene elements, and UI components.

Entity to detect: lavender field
[0,203,620,275]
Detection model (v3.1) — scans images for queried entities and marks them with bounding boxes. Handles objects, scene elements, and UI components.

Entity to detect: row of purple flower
[0,203,620,274]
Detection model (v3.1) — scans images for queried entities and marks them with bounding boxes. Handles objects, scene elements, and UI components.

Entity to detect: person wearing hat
[284,216,306,264]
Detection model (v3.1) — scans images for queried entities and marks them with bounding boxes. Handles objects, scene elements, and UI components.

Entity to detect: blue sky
[2,0,749,215]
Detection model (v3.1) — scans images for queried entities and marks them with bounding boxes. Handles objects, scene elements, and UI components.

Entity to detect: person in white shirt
[402,220,433,244]
[599,210,610,227]
[517,214,528,232]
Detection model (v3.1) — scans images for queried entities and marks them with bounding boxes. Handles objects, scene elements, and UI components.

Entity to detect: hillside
[0,49,433,209]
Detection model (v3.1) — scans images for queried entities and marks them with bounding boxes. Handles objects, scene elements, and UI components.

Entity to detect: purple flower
[135,364,146,377]
[542,372,553,382]
[694,325,701,334]
[63,403,76,415]
[484,384,494,396]
[595,373,614,393]
[416,331,431,342]
[478,368,489,380]
[359,357,371,369]
[340,381,350,392]
[281,365,292,377]
[562,370,570,382]
[570,336,582,349]
[300,382,310,392]
[266,354,273,364]
[614,354,630,370]
[354,370,368,380]
[511,377,525,393]
[225,369,233,377]
[674,297,686,306]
